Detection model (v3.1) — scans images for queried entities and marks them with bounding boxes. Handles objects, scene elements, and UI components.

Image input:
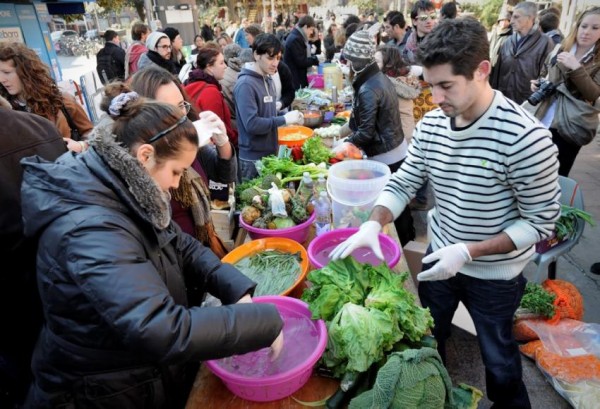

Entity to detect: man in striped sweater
[332,18,560,408]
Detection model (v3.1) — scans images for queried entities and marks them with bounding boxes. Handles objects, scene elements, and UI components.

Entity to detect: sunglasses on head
[418,12,438,22]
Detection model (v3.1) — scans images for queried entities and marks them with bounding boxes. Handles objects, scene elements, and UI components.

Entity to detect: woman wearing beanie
[137,31,179,74]
[337,29,415,246]
[163,27,186,73]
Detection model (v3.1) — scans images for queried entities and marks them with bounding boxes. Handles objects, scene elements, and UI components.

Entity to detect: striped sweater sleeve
[377,92,560,254]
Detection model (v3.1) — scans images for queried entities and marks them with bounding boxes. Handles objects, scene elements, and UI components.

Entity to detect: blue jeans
[239,158,259,182]
[418,252,531,409]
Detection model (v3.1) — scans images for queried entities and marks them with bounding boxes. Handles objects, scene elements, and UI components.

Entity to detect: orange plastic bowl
[278,125,314,148]
[222,237,309,297]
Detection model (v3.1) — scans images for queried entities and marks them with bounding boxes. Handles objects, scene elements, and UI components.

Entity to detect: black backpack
[96,47,118,85]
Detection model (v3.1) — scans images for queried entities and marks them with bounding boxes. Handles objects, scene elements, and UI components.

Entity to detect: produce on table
[233,249,303,296]
[255,155,328,184]
[332,142,364,160]
[301,257,433,378]
[301,135,333,165]
[348,348,483,409]
[313,124,343,138]
[279,132,311,142]
[238,178,312,230]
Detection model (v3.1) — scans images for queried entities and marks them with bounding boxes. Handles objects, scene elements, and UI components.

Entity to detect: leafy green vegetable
[325,304,402,375]
[520,282,556,318]
[233,250,302,296]
[301,136,332,165]
[257,155,328,184]
[555,205,595,241]
[301,257,434,378]
[349,348,477,409]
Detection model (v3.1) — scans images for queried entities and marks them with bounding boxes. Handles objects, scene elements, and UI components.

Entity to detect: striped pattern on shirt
[376,91,561,280]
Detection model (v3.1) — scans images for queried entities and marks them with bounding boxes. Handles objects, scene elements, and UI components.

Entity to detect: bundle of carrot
[513,279,584,342]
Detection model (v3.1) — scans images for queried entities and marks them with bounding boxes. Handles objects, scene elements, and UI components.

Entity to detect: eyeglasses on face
[179,101,191,114]
[157,44,172,50]
[418,12,438,22]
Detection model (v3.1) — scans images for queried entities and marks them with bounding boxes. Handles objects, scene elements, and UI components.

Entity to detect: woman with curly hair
[0,42,93,153]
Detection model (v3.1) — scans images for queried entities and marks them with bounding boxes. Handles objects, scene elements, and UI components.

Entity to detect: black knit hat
[162,27,180,42]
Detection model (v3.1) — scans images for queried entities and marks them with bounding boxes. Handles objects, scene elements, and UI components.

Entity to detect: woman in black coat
[21,86,283,409]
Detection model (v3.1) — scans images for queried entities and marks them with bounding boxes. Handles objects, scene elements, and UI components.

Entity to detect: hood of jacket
[387,75,421,100]
[21,125,171,239]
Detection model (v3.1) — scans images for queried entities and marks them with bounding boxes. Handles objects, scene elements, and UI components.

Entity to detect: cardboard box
[535,232,568,254]
[402,240,476,335]
[403,240,428,285]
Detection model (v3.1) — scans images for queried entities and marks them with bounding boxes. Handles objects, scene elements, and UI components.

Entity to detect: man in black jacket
[96,30,126,84]
[0,105,66,407]
[283,15,320,90]
[338,29,415,245]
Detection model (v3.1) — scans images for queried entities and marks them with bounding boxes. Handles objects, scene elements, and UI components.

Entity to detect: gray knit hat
[343,29,375,65]
[239,48,255,64]
[223,43,242,63]
[146,31,169,51]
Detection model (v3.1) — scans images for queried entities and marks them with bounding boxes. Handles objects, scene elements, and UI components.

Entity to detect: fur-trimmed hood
[387,74,422,100]
[21,124,171,239]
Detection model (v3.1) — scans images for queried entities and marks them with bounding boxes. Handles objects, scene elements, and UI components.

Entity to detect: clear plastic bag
[521,319,600,408]
[525,319,600,358]
[268,183,287,217]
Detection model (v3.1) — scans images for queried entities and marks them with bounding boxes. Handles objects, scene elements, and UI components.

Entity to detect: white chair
[530,176,585,283]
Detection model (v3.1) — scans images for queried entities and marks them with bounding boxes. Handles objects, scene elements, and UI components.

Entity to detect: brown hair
[101,82,198,163]
[195,47,222,69]
[127,67,199,120]
[0,42,62,121]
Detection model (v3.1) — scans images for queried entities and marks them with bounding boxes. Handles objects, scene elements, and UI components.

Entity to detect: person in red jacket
[184,47,238,147]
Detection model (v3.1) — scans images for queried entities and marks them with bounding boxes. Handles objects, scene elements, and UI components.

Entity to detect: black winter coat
[283,27,319,90]
[347,63,404,157]
[20,127,283,408]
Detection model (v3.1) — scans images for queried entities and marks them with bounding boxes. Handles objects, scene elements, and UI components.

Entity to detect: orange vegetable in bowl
[278,125,314,148]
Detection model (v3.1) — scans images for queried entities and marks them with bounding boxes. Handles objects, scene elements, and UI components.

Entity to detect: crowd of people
[1,2,599,408]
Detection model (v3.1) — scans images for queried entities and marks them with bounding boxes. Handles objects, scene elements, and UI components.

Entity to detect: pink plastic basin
[307,227,401,269]
[205,296,327,402]
[240,211,316,244]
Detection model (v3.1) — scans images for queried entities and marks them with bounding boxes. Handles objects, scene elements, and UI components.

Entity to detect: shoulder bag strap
[61,103,81,141]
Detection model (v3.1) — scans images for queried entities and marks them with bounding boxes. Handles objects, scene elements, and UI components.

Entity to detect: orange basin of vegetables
[278,125,314,148]
[221,237,309,297]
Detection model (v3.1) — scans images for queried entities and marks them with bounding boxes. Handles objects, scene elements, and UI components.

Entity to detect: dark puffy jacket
[347,63,404,157]
[20,128,282,408]
[283,27,319,90]
[490,28,554,104]
[96,41,126,84]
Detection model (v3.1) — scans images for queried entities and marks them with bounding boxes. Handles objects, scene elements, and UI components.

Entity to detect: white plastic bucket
[326,160,391,228]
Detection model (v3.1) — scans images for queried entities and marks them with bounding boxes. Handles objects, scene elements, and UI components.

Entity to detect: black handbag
[61,105,82,141]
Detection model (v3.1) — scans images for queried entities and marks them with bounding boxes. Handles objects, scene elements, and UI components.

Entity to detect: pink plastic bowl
[240,211,316,244]
[205,296,327,402]
[307,228,402,269]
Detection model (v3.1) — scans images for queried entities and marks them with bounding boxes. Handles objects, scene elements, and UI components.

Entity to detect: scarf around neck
[186,68,221,89]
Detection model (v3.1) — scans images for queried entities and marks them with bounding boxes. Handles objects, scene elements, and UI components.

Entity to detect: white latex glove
[193,111,227,146]
[269,331,284,361]
[417,243,472,282]
[284,110,304,125]
[329,221,384,261]
[276,101,283,111]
